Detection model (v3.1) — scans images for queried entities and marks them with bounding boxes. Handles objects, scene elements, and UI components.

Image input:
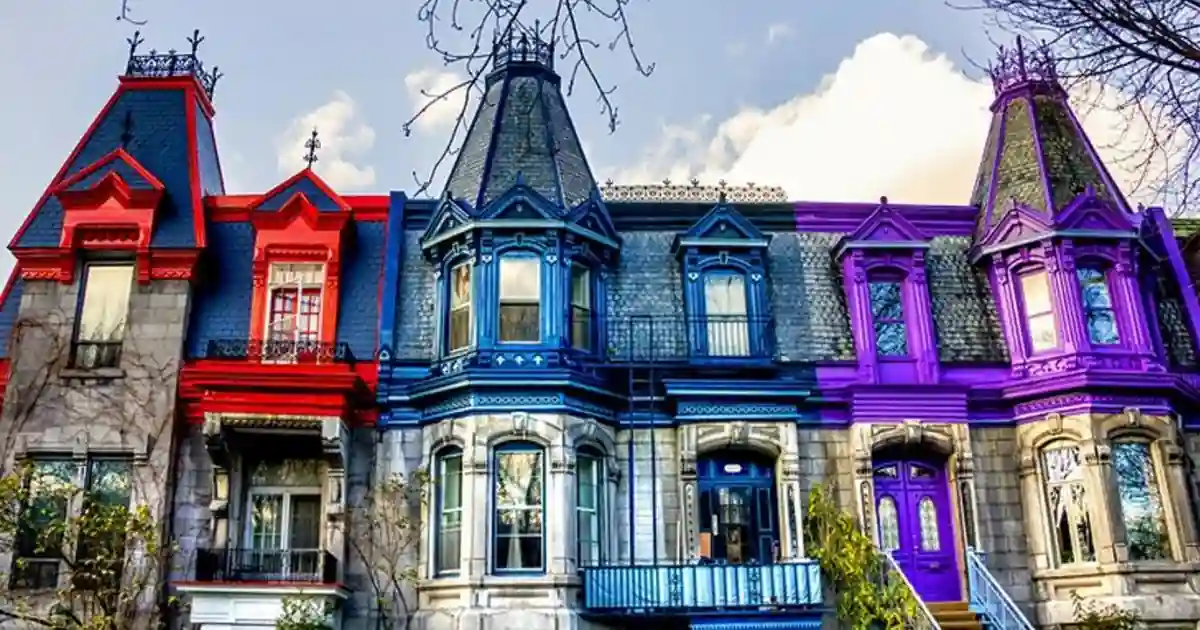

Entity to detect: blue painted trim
[433,446,463,577]
[377,192,408,392]
[491,441,548,575]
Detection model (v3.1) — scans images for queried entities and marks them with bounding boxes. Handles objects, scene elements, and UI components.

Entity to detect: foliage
[340,469,430,630]
[276,596,333,630]
[960,0,1200,211]
[805,484,918,630]
[0,461,172,630]
[1071,592,1142,630]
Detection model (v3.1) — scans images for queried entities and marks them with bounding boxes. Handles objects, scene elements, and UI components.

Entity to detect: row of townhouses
[1,28,1200,630]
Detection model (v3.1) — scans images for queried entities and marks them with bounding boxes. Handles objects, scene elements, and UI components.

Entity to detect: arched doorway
[697,451,777,564]
[873,449,961,602]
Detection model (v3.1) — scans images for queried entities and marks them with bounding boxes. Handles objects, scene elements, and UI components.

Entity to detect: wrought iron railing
[966,548,1034,630]
[880,551,940,630]
[203,339,357,367]
[580,560,822,612]
[194,548,338,584]
[124,30,221,100]
[604,315,776,363]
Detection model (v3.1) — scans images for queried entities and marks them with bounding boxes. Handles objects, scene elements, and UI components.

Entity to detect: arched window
[434,447,463,575]
[1111,438,1170,560]
[1041,444,1095,564]
[1077,266,1120,346]
[493,442,545,572]
[576,447,605,566]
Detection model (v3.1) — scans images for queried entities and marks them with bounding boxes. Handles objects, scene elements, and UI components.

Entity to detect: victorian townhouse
[2,26,1200,630]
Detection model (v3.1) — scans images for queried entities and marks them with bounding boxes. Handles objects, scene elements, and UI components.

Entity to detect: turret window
[703,273,749,356]
[1020,271,1057,353]
[1077,267,1120,346]
[447,263,473,353]
[868,280,907,357]
[498,256,540,343]
[570,266,592,350]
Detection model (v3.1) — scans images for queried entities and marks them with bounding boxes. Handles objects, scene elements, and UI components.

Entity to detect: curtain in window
[78,266,134,343]
[495,449,544,570]
[1042,445,1095,564]
[499,258,541,342]
[703,274,749,356]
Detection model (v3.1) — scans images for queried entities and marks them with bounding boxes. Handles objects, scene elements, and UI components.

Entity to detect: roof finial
[303,128,321,169]
[187,29,205,56]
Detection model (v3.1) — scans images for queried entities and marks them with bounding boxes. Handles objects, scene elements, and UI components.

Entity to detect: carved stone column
[850,424,878,542]
[1083,435,1123,563]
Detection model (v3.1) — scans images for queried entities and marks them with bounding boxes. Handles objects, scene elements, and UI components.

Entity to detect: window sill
[1032,559,1200,581]
[59,367,125,381]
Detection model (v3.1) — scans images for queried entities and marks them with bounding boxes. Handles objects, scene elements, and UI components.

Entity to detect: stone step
[928,601,984,630]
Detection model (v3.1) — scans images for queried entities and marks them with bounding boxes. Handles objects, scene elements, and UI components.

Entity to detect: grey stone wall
[969,426,1034,616]
[613,427,679,563]
[794,428,854,513]
[0,276,191,625]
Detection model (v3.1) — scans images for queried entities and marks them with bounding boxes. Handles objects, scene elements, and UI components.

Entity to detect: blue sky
[3,1,1152,275]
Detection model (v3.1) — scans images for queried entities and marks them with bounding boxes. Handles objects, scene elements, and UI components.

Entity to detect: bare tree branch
[405,0,655,196]
[955,0,1200,214]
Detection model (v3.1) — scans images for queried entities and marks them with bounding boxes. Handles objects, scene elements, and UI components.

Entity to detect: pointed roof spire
[442,26,602,213]
[970,37,1131,241]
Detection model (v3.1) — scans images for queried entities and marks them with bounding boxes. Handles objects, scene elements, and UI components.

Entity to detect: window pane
[878,497,900,552]
[449,264,472,352]
[571,267,590,308]
[1042,445,1095,564]
[571,305,591,350]
[868,281,904,321]
[86,460,131,507]
[288,495,322,549]
[874,322,908,357]
[919,497,940,551]
[437,452,463,574]
[499,305,540,342]
[21,461,74,558]
[1021,272,1053,315]
[1028,313,1058,352]
[703,274,747,316]
[451,264,472,309]
[1112,441,1170,560]
[78,265,134,343]
[494,448,545,571]
[1077,267,1120,345]
[251,495,284,550]
[500,257,540,301]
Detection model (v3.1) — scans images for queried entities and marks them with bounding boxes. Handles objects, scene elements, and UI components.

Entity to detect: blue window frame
[434,447,463,575]
[570,265,592,351]
[1077,267,1120,346]
[493,442,545,573]
[446,262,473,353]
[498,256,541,343]
[868,280,907,357]
[576,447,604,566]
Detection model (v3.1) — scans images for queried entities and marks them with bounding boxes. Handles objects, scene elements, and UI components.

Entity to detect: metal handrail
[880,551,940,630]
[966,547,1035,630]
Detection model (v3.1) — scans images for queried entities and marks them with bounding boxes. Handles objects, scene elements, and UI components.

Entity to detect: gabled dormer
[418,32,620,373]
[672,198,772,361]
[969,40,1157,377]
[834,199,938,383]
[246,168,352,357]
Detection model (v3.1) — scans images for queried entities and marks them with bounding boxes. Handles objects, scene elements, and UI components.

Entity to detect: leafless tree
[407,0,655,194]
[958,0,1200,213]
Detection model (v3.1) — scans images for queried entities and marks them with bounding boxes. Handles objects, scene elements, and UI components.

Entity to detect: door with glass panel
[247,493,322,580]
[873,459,960,603]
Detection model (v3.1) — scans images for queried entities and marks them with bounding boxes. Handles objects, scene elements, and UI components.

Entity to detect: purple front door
[873,459,961,603]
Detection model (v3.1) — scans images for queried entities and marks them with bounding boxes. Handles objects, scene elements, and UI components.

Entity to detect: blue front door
[697,453,778,564]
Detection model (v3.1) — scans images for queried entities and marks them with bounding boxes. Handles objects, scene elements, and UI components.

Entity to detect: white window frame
[264,263,326,362]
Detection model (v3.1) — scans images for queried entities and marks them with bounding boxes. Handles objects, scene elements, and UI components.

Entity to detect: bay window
[1020,271,1058,353]
[868,279,908,357]
[703,272,749,356]
[493,443,544,572]
[570,265,592,350]
[435,447,463,575]
[499,257,540,343]
[72,263,134,370]
[1041,444,1095,565]
[1077,267,1120,346]
[576,448,604,566]
[448,263,473,353]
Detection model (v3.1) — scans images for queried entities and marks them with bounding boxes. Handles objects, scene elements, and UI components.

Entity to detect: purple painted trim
[1146,207,1200,350]
[1012,394,1171,421]
[793,201,976,236]
[851,386,967,422]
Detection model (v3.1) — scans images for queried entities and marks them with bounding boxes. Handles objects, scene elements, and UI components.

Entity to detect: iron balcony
[193,548,339,584]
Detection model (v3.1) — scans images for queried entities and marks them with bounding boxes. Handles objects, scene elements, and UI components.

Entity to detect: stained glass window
[1077,267,1120,346]
[878,496,900,551]
[1112,440,1169,561]
[868,281,908,356]
[1042,445,1095,564]
[499,257,540,342]
[1021,271,1058,352]
[436,448,463,574]
[919,497,940,551]
[494,443,545,572]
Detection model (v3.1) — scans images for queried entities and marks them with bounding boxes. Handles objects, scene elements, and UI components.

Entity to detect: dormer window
[499,256,540,343]
[1077,267,1120,346]
[72,263,134,370]
[570,265,592,350]
[265,263,324,359]
[448,262,473,353]
[868,279,907,357]
[703,273,749,357]
[1020,271,1057,353]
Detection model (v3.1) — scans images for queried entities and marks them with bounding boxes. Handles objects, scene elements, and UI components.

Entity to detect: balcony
[203,339,357,367]
[194,548,339,585]
[604,315,776,364]
[580,561,822,614]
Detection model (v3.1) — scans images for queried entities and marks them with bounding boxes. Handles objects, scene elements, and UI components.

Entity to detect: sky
[0,1,1167,277]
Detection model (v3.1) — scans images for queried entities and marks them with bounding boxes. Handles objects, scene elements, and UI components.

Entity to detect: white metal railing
[966,547,1035,630]
[880,551,940,630]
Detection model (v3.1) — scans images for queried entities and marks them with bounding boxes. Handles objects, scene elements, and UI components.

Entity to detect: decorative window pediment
[973,190,1136,262]
[834,201,929,257]
[674,202,767,253]
[971,203,1053,260]
[1053,190,1136,235]
[422,189,619,254]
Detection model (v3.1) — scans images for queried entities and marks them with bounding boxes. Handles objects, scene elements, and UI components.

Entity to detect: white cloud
[766,23,792,45]
[404,68,469,134]
[608,33,1170,208]
[276,91,376,191]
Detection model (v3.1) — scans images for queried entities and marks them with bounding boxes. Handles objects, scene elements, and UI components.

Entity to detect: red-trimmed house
[0,34,387,629]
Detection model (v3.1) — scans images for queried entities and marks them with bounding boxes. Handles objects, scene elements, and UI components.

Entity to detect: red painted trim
[118,75,215,117]
[185,86,207,249]
[0,266,21,309]
[250,169,351,213]
[53,148,166,193]
[178,359,375,426]
[206,194,389,222]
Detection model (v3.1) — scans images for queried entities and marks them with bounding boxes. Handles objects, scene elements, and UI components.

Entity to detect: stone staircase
[929,601,985,630]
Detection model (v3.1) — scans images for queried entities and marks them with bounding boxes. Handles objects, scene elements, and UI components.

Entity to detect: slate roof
[0,272,24,360]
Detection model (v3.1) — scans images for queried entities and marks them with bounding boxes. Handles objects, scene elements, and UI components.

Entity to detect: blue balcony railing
[581,561,822,613]
[605,315,776,363]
